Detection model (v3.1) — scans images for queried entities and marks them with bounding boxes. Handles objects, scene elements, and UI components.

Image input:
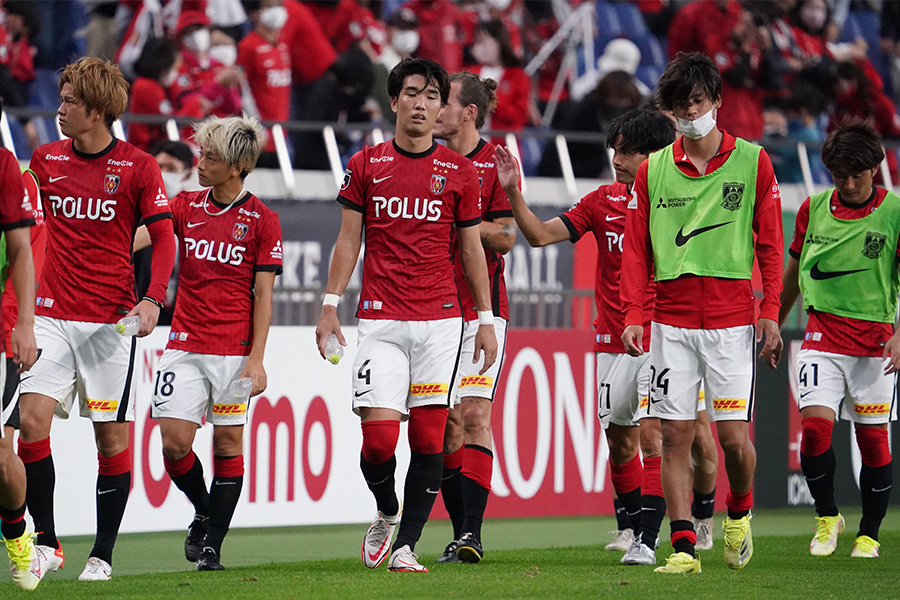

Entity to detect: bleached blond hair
[193,115,263,180]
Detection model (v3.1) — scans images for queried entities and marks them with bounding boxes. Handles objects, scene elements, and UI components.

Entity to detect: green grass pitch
[4,508,897,599]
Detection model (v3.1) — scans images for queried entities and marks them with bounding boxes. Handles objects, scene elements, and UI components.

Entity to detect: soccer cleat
[361,511,399,568]
[6,532,42,591]
[185,515,208,562]
[809,514,844,557]
[388,544,427,572]
[653,552,701,574]
[621,535,656,565]
[605,529,634,552]
[78,557,111,581]
[850,535,879,558]
[693,516,714,551]
[456,532,484,564]
[36,544,65,572]
[435,540,459,563]
[197,546,225,571]
[722,514,753,569]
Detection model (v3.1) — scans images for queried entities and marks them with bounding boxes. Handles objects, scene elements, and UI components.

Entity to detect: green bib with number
[647,139,760,281]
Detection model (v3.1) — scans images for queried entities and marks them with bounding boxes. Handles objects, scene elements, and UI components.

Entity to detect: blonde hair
[193,115,263,180]
[59,57,129,128]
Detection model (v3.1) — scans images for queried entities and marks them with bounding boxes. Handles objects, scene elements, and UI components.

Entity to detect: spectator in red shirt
[402,0,464,73]
[282,0,336,87]
[305,0,382,54]
[668,0,742,58]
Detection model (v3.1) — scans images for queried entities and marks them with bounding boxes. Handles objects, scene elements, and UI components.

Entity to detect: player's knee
[212,427,243,457]
[361,420,400,465]
[800,416,834,456]
[442,419,463,454]
[408,406,448,455]
[856,425,891,467]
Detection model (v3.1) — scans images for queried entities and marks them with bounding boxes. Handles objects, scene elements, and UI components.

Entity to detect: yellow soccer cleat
[722,514,754,569]
[5,532,42,591]
[850,535,879,558]
[809,514,844,557]
[653,552,701,574]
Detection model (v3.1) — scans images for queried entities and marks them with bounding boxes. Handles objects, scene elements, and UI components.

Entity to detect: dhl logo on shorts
[698,390,705,404]
[713,398,746,411]
[460,376,494,388]
[87,399,118,412]
[639,396,649,409]
[410,383,449,396]
[854,404,889,416]
[212,403,248,416]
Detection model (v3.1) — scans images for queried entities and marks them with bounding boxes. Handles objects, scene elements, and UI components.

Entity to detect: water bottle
[228,377,253,398]
[115,316,141,336]
[324,334,343,365]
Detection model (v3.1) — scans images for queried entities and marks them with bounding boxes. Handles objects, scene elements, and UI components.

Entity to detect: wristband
[323,293,341,307]
[142,296,164,309]
[478,310,494,326]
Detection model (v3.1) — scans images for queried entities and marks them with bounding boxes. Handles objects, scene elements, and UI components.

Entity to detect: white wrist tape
[323,293,341,307]
[478,310,494,326]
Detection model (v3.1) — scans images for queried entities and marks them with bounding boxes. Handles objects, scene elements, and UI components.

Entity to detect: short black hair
[387,58,450,104]
[134,37,179,81]
[148,140,194,172]
[606,107,676,155]
[821,120,884,176]
[656,52,722,112]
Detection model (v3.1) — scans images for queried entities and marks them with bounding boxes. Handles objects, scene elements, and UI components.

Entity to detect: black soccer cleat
[456,532,484,564]
[185,515,208,562]
[435,540,460,563]
[197,546,225,571]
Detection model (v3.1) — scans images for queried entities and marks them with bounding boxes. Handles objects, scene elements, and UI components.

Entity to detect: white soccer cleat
[620,535,656,565]
[388,544,428,572]
[5,532,42,591]
[605,529,634,552]
[78,557,111,581]
[35,544,65,573]
[809,514,844,557]
[693,516,714,550]
[361,511,399,568]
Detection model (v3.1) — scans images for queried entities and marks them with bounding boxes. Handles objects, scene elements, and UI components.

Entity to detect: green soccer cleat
[722,514,754,569]
[809,514,844,557]
[5,532,42,591]
[653,552,701,574]
[850,535,879,558]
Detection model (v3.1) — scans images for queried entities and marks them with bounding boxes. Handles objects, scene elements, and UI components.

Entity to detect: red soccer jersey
[167,189,282,356]
[453,139,511,321]
[789,188,897,356]
[339,140,482,320]
[29,138,171,323]
[237,31,291,153]
[562,182,654,353]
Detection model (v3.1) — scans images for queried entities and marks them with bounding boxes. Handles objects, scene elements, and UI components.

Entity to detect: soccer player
[18,57,176,581]
[496,108,680,566]
[621,52,783,574]
[431,71,516,564]
[316,58,497,574]
[0,103,40,591]
[136,115,282,571]
[779,121,897,559]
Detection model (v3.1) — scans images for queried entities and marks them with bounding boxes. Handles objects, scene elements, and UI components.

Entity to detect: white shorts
[21,316,137,422]
[0,354,9,436]
[150,349,251,426]
[352,318,463,419]
[596,352,650,428]
[453,318,508,404]
[796,349,898,425]
[648,322,755,422]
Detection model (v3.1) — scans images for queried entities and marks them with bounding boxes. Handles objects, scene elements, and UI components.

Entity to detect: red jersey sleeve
[455,163,482,227]
[621,160,653,326]
[562,192,599,241]
[752,149,784,322]
[136,154,172,223]
[0,150,32,230]
[337,150,367,213]
[255,209,283,273]
[486,171,512,220]
[789,197,811,258]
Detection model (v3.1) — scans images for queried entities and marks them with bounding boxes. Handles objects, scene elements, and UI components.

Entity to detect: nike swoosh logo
[799,391,813,399]
[809,260,868,281]
[598,412,611,420]
[215,481,238,486]
[605,215,624,221]
[426,488,440,494]
[153,399,169,407]
[186,222,205,228]
[373,175,393,184]
[48,175,68,183]
[98,489,116,495]
[872,485,892,493]
[674,221,734,247]
[355,390,372,398]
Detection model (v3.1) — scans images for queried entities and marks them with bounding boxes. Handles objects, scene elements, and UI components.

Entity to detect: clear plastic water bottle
[228,377,253,398]
[324,334,343,365]
[114,316,141,336]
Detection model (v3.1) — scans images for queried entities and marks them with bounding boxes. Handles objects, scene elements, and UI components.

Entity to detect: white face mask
[209,44,237,67]
[259,5,288,30]
[391,30,419,55]
[161,171,186,198]
[184,28,211,54]
[487,0,512,10]
[800,6,827,30]
[162,68,178,87]
[676,108,717,140]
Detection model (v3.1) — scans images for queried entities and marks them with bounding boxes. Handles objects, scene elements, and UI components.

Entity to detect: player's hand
[493,146,521,193]
[473,324,498,375]
[316,306,345,359]
[127,299,161,337]
[621,325,644,357]
[757,317,781,369]
[9,324,37,373]
[881,330,900,374]
[240,358,267,397]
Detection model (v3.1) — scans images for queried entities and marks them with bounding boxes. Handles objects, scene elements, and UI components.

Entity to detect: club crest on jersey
[233,222,249,241]
[862,231,887,259]
[430,174,446,195]
[340,169,351,191]
[721,182,744,211]
[104,174,120,194]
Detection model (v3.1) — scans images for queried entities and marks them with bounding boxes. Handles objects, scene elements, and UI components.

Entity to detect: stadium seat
[838,12,862,44]
[595,2,623,38]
